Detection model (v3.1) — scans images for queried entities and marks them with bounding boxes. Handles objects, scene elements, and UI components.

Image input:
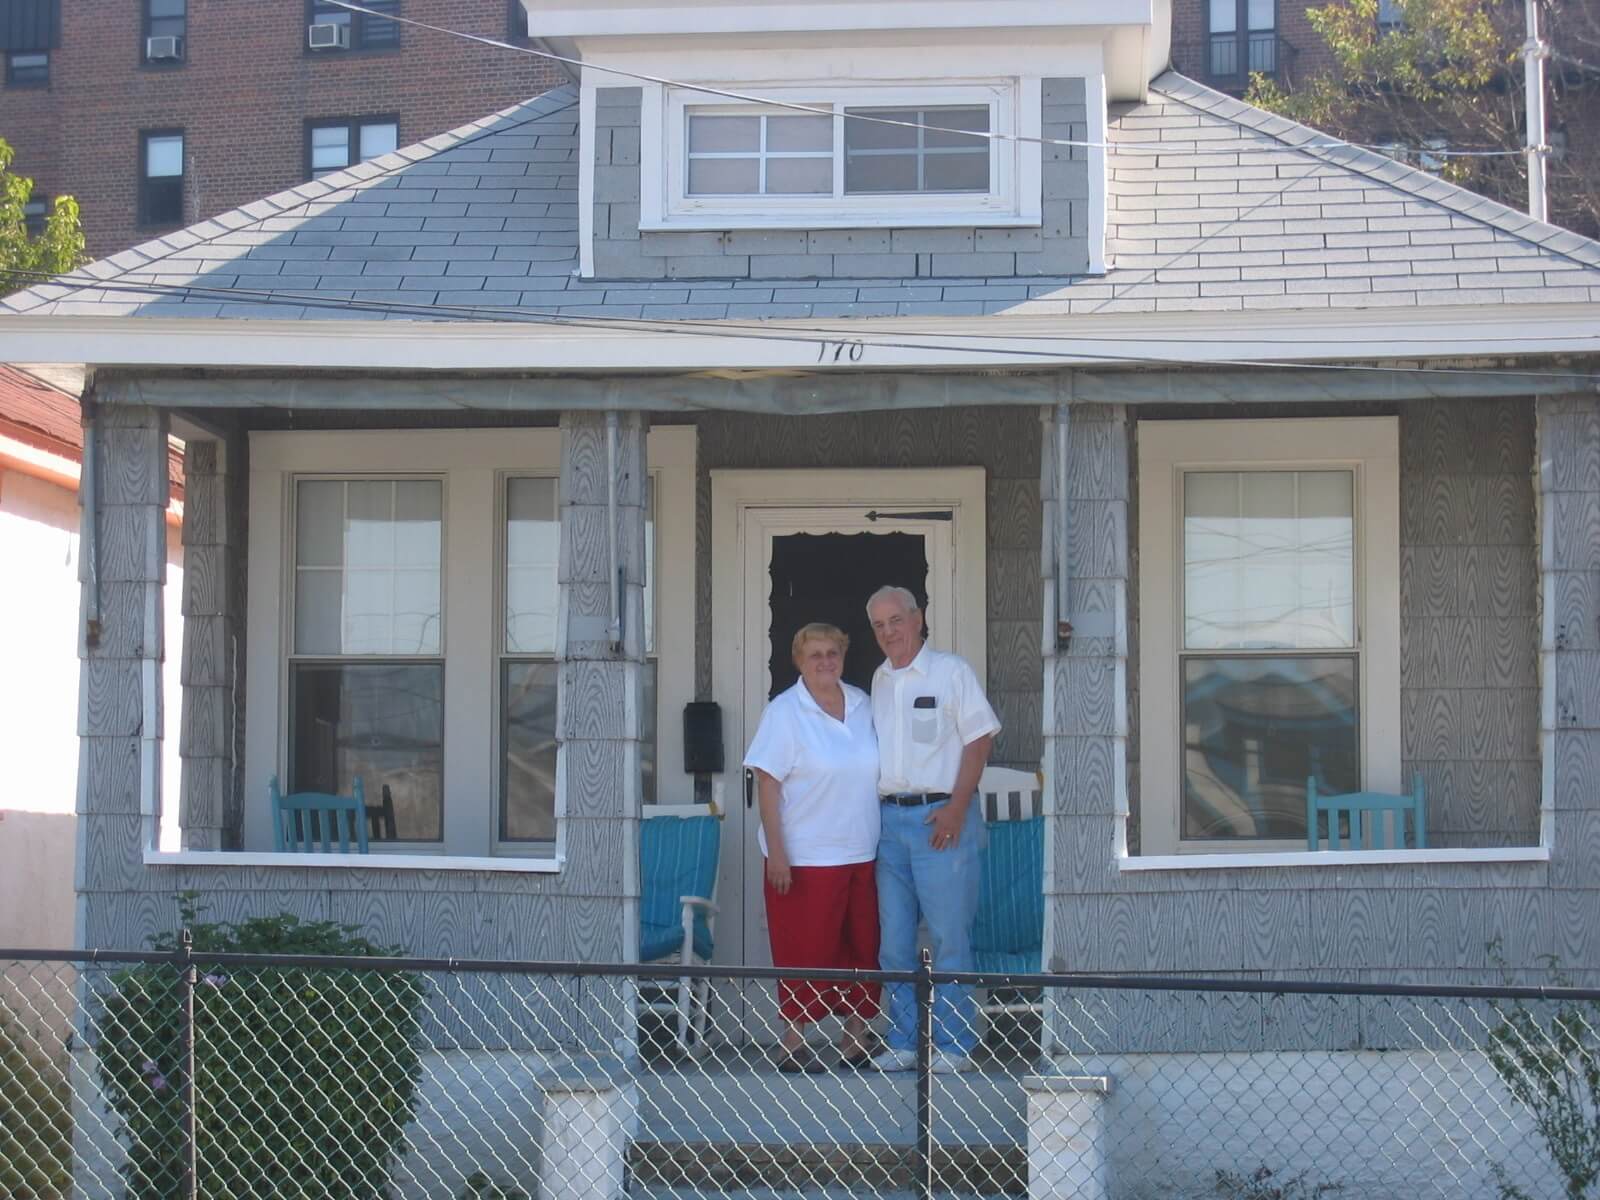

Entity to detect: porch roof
[3,74,1598,367]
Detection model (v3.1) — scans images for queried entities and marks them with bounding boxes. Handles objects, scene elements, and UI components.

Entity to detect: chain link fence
[3,945,1598,1199]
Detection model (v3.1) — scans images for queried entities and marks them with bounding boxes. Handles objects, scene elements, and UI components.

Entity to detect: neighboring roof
[0,364,185,495]
[5,74,1600,324]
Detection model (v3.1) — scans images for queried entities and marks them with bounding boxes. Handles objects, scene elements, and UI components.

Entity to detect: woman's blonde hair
[791,622,849,666]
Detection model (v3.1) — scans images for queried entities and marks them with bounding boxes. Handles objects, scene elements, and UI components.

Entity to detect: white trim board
[145,850,563,873]
[1121,846,1549,871]
[6,305,1596,372]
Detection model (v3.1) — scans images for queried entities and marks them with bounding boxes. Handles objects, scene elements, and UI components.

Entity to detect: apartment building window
[1377,0,1405,33]
[139,130,184,227]
[307,0,399,51]
[1209,0,1276,82]
[22,197,47,235]
[507,0,529,40]
[143,0,186,63]
[306,116,399,178]
[5,51,48,86]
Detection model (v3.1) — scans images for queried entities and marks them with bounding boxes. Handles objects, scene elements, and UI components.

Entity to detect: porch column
[1040,403,1128,990]
[76,402,168,946]
[178,435,243,849]
[1538,397,1600,859]
[558,411,649,969]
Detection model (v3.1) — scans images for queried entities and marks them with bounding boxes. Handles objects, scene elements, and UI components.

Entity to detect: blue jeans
[875,799,983,1054]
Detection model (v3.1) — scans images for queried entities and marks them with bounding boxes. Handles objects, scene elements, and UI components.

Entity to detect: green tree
[1246,0,1600,236]
[0,135,85,290]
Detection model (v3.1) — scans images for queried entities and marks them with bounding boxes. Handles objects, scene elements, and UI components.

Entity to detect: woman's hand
[766,851,793,894]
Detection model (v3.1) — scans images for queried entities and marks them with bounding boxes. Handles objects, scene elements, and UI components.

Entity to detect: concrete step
[629,1141,1025,1195]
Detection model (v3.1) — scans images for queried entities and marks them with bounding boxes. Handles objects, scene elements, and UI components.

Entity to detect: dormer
[525,0,1171,280]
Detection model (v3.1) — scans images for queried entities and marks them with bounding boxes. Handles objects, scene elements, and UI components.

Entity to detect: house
[0,365,184,954]
[2,0,1598,1193]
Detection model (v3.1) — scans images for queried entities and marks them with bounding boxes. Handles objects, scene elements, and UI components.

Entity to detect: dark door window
[765,531,929,697]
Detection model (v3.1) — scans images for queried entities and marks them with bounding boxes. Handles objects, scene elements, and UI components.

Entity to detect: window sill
[1120,846,1550,871]
[642,211,1041,233]
[144,849,562,873]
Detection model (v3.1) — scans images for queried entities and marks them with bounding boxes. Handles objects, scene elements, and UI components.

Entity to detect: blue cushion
[972,816,1043,959]
[638,815,720,963]
[975,948,1042,975]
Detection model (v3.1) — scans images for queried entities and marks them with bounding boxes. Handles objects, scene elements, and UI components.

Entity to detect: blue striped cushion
[972,816,1043,961]
[638,815,720,963]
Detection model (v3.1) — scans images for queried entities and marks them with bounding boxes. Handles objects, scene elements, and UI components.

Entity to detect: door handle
[744,768,755,810]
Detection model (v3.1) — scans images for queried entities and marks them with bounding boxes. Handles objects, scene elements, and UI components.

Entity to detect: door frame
[709,467,989,967]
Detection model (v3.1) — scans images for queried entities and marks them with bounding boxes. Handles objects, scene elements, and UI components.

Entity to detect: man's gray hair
[866,585,920,616]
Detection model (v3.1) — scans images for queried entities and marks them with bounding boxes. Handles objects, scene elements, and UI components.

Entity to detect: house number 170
[816,339,866,362]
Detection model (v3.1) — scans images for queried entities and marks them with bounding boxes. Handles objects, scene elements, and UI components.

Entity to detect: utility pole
[1524,0,1550,222]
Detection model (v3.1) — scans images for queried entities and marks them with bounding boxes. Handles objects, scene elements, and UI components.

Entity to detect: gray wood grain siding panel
[694,405,1041,764]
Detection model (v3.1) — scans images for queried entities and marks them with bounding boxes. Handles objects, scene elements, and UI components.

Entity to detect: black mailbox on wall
[682,701,724,775]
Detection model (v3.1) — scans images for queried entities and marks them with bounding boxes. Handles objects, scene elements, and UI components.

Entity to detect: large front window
[243,429,695,865]
[1138,419,1400,855]
[289,479,444,842]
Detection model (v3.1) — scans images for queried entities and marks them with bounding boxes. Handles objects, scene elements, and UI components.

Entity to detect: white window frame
[1136,418,1401,858]
[641,79,1042,230]
[148,426,697,873]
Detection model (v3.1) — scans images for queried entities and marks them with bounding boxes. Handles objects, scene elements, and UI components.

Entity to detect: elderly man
[865,585,999,1073]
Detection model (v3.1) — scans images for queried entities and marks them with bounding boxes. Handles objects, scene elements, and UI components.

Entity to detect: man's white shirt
[871,643,1001,795]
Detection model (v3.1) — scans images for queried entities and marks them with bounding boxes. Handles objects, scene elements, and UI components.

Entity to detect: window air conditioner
[307,22,350,49]
[146,35,182,60]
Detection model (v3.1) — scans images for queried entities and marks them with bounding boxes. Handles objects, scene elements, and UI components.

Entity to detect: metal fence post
[914,946,934,1200]
[179,927,198,1200]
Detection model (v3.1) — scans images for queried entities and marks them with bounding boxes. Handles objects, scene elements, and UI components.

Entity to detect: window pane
[766,115,831,152]
[844,108,918,151]
[687,157,760,195]
[1183,470,1353,651]
[689,115,759,153]
[1210,0,1238,32]
[360,121,398,160]
[1247,0,1274,30]
[291,662,443,842]
[501,660,558,841]
[149,0,185,16]
[764,156,832,194]
[505,476,558,654]
[293,479,442,655]
[641,660,657,805]
[146,135,184,177]
[311,125,351,172]
[923,107,989,149]
[845,153,918,194]
[923,151,989,192]
[1181,655,1358,841]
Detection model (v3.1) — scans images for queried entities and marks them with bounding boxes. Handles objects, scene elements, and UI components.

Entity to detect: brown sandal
[777,1046,827,1074]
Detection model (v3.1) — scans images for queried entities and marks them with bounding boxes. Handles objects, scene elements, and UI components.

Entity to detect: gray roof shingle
[7,73,1600,321]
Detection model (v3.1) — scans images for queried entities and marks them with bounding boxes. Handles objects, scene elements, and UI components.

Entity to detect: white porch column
[1022,1073,1114,1200]
[538,1069,640,1200]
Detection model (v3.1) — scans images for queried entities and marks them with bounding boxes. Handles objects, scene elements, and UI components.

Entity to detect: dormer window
[643,81,1040,230]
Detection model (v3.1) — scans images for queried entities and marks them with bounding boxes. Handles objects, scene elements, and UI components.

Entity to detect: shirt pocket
[911,699,941,746]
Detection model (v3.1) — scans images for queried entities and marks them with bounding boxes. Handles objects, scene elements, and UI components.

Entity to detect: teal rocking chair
[270,776,370,853]
[1307,774,1426,851]
[639,813,721,1055]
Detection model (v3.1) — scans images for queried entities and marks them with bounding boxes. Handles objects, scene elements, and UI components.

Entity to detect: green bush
[0,1002,72,1199]
[1487,993,1600,1200]
[1215,1165,1344,1200]
[94,901,426,1199]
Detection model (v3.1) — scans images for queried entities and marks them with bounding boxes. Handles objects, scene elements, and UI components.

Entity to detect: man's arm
[926,733,993,849]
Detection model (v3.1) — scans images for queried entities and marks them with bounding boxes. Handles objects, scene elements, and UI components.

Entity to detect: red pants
[764,860,881,1025]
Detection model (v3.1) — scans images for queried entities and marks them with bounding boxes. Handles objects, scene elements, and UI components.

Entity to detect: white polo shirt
[872,644,1002,796]
[743,680,881,866]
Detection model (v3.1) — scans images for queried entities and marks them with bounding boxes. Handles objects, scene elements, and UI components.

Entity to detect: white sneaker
[869,1048,917,1072]
[930,1050,976,1074]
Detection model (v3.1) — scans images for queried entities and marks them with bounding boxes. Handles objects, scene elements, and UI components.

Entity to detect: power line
[325,0,1527,160]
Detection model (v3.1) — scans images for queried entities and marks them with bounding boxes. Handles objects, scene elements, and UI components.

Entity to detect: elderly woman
[743,622,882,1073]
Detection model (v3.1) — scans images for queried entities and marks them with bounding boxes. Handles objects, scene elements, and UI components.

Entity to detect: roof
[0,364,186,495]
[5,74,1600,325]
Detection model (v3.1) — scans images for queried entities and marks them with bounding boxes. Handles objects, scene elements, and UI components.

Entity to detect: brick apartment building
[0,0,565,258]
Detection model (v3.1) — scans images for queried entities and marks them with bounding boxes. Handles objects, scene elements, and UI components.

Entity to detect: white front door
[709,468,989,979]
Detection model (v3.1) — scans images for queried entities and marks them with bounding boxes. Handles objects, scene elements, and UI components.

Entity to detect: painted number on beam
[817,340,866,363]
